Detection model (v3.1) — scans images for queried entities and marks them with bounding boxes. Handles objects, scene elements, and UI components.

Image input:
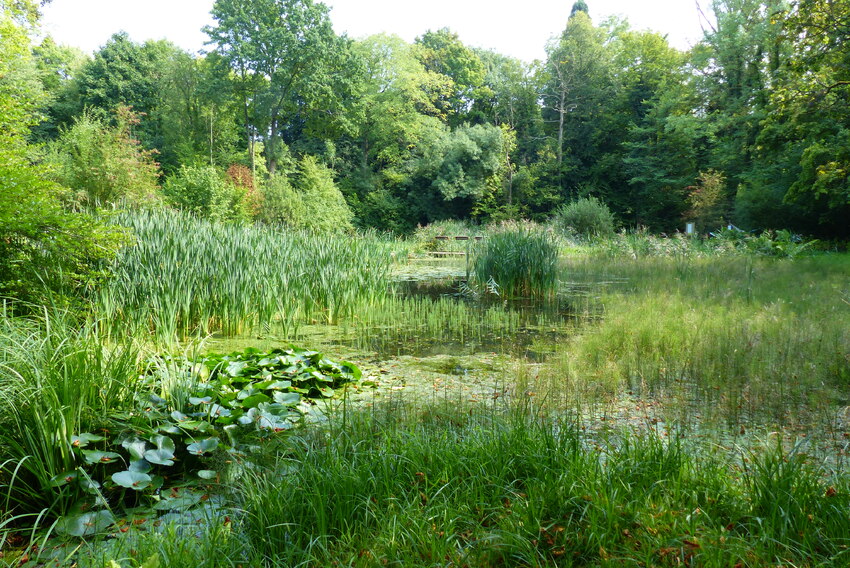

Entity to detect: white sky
[40,0,710,63]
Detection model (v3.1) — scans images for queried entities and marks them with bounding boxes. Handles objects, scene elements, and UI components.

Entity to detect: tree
[543,10,613,175]
[406,123,504,222]
[205,0,351,175]
[293,155,353,232]
[414,28,491,126]
[0,1,125,305]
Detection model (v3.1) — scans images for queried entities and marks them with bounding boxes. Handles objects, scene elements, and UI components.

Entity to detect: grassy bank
[23,401,850,568]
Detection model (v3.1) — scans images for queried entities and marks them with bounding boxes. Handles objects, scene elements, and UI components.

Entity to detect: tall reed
[0,309,142,517]
[472,223,559,299]
[97,210,396,342]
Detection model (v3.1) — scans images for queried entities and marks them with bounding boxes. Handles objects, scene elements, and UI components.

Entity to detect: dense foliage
[7,0,845,243]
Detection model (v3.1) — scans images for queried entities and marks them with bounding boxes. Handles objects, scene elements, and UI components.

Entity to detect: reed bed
[473,223,559,299]
[97,210,396,342]
[538,254,850,427]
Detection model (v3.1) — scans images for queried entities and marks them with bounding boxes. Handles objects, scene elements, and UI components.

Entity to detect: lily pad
[186,438,219,456]
[112,470,153,490]
[81,450,122,465]
[57,510,115,537]
[71,433,106,448]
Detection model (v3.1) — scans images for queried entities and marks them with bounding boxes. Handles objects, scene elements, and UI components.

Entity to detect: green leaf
[81,450,122,465]
[273,391,301,406]
[57,510,115,537]
[50,471,78,487]
[150,434,175,452]
[186,438,219,456]
[242,392,272,408]
[197,470,217,480]
[112,470,152,490]
[226,361,248,377]
[129,459,152,473]
[71,433,106,448]
[121,438,148,461]
[144,449,175,466]
[153,491,203,511]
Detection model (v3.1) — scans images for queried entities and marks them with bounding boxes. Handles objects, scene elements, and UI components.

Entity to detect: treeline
[13,0,850,237]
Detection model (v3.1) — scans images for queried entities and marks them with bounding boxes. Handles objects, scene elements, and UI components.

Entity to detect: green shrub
[162,165,250,223]
[46,107,162,208]
[257,172,304,225]
[293,155,353,233]
[472,222,558,299]
[552,196,615,239]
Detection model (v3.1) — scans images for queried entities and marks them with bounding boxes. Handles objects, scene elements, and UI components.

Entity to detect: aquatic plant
[472,223,559,299]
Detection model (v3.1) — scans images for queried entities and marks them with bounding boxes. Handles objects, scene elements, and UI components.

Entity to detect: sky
[40,0,710,63]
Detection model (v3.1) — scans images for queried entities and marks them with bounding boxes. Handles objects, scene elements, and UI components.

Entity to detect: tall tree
[414,28,490,126]
[542,10,613,191]
[205,0,350,175]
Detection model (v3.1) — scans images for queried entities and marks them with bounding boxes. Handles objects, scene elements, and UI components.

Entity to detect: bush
[257,172,303,225]
[552,196,615,239]
[472,222,558,299]
[162,165,251,223]
[46,107,162,208]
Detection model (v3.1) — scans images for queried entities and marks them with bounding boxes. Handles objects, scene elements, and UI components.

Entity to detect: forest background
[2,0,849,245]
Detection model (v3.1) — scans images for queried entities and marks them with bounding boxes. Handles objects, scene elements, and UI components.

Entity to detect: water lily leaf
[71,433,105,448]
[121,438,148,461]
[159,425,181,435]
[112,471,152,490]
[177,420,214,433]
[242,393,272,408]
[189,396,212,406]
[237,387,260,400]
[273,391,301,406]
[340,362,362,381]
[81,450,122,465]
[318,386,335,398]
[144,449,175,466]
[153,491,203,511]
[171,410,189,422]
[226,361,248,377]
[57,510,115,537]
[265,380,292,390]
[150,435,175,452]
[51,471,78,487]
[197,470,217,480]
[186,438,219,456]
[207,403,230,417]
[129,459,152,473]
[310,370,333,383]
[79,478,101,494]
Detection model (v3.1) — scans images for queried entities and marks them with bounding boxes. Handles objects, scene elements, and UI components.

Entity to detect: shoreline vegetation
[3,0,850,564]
[3,215,849,567]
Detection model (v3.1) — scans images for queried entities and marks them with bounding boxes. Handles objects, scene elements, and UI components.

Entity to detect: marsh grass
[234,401,850,567]
[473,224,559,299]
[98,210,395,342]
[0,309,142,517]
[538,254,850,428]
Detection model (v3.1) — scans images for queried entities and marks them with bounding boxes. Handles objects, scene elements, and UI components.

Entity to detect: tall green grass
[473,223,559,299]
[539,254,850,426]
[0,309,142,518]
[97,210,396,342]
[235,402,850,567]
